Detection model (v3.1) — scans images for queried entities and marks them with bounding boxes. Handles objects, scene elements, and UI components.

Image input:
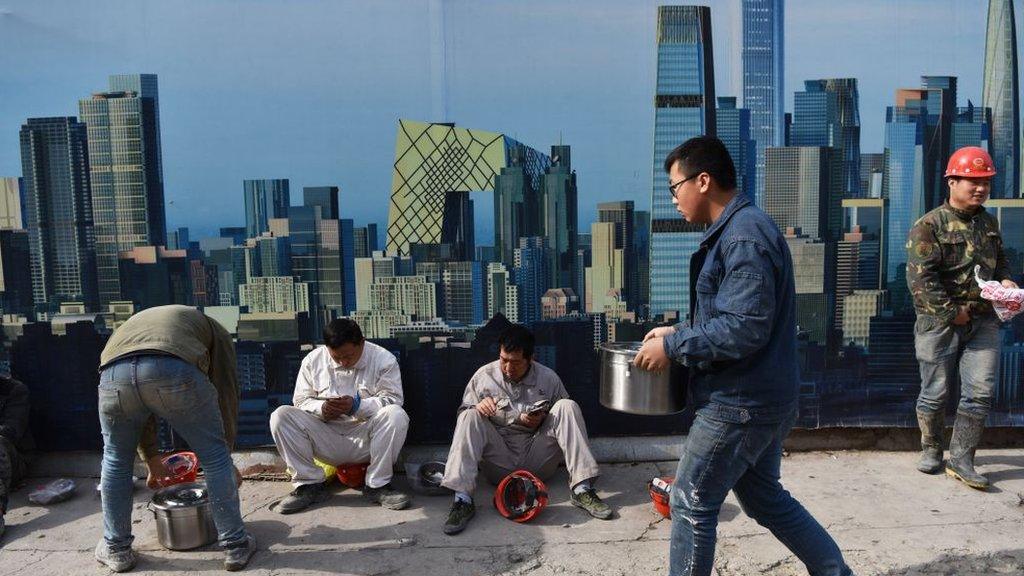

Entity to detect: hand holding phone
[526,399,551,416]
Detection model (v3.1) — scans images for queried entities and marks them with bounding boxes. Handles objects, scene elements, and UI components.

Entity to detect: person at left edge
[270,318,411,514]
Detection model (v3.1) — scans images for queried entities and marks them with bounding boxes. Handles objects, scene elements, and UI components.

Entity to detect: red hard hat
[945,146,996,178]
[494,470,548,523]
[649,476,674,519]
[335,462,369,489]
[155,451,199,488]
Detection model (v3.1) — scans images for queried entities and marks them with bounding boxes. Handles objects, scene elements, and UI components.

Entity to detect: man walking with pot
[633,136,852,576]
[906,146,1016,489]
[96,305,255,572]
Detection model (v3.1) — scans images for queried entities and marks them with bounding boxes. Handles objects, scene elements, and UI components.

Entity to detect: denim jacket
[662,194,799,423]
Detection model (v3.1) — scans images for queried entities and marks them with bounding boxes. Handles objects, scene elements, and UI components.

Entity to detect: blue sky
[0,0,999,240]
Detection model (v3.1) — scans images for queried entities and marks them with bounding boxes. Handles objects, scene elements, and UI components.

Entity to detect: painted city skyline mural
[2,1,1023,450]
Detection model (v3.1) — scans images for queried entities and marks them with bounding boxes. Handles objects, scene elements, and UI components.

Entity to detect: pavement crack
[636,514,668,541]
[241,493,284,520]
[1,551,51,576]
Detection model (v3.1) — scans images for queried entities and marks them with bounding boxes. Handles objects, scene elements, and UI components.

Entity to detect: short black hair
[498,324,535,359]
[323,318,364,348]
[663,136,737,191]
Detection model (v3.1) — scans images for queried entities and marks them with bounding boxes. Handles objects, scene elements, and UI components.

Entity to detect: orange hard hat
[494,470,548,523]
[945,146,996,178]
[335,463,369,489]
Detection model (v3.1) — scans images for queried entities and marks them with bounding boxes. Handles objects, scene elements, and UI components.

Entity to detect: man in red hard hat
[906,146,1018,490]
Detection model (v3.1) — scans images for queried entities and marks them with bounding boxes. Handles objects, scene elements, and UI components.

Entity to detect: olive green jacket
[99,305,238,461]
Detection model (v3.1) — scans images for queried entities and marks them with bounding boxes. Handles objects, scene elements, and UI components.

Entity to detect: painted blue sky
[0,0,1000,240]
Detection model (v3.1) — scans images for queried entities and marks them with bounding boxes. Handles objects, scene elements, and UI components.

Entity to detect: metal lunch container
[598,341,687,415]
[148,481,217,550]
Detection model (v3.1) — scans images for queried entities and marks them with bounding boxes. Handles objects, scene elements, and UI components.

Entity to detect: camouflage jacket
[905,202,1011,323]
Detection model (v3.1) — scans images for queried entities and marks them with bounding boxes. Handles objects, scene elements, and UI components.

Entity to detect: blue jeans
[914,313,999,418]
[669,408,852,576]
[98,355,247,550]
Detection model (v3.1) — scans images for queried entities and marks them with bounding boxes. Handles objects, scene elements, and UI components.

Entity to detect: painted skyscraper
[19,117,99,312]
[540,145,578,293]
[716,97,756,201]
[742,0,785,206]
[244,179,290,239]
[649,5,715,318]
[883,79,958,311]
[983,0,1019,198]
[79,74,167,306]
[790,79,861,197]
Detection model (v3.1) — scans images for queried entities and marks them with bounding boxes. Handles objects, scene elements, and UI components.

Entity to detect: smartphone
[527,399,551,415]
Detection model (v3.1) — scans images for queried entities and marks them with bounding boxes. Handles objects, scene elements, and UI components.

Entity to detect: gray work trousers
[914,313,1000,418]
[441,398,601,494]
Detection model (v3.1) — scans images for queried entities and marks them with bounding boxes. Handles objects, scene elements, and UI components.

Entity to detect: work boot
[443,499,475,535]
[571,488,613,519]
[945,411,990,490]
[362,483,411,510]
[224,533,257,572]
[276,482,328,514]
[916,409,944,474]
[94,540,138,573]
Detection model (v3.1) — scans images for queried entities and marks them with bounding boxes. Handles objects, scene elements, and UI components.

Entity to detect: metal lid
[599,341,643,354]
[150,481,209,510]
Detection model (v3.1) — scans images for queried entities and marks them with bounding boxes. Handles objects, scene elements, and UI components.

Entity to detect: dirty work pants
[914,313,999,418]
[98,355,246,551]
[270,404,409,489]
[669,407,852,576]
[441,398,601,494]
[0,435,24,514]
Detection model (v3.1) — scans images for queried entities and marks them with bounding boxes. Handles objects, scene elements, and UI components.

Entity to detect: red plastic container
[155,451,199,488]
[649,476,674,519]
[335,463,369,489]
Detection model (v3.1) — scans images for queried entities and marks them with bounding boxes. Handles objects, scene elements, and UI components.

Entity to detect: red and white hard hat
[649,476,673,519]
[945,146,996,178]
[493,470,548,523]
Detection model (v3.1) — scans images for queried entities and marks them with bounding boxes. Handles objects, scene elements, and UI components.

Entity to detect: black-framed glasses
[669,173,698,198]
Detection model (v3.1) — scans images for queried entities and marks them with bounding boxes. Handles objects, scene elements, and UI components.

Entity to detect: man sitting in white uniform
[270,318,411,513]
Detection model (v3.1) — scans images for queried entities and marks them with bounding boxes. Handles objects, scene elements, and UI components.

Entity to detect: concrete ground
[2,449,1024,575]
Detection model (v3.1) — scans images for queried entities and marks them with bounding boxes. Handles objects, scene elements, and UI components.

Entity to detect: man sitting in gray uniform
[441,324,611,535]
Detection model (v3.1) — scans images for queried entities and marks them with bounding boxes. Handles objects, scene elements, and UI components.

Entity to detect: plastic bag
[29,478,77,505]
[975,265,1024,322]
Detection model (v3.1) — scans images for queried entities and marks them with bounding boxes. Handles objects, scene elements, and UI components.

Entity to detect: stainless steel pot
[149,481,217,551]
[599,342,686,415]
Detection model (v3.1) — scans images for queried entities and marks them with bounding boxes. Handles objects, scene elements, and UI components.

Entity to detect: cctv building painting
[1,1,1023,450]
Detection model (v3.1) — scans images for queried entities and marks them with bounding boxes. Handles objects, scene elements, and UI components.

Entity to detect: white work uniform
[270,342,409,488]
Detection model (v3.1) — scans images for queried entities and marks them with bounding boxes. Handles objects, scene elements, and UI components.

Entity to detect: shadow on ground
[879,549,1024,575]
